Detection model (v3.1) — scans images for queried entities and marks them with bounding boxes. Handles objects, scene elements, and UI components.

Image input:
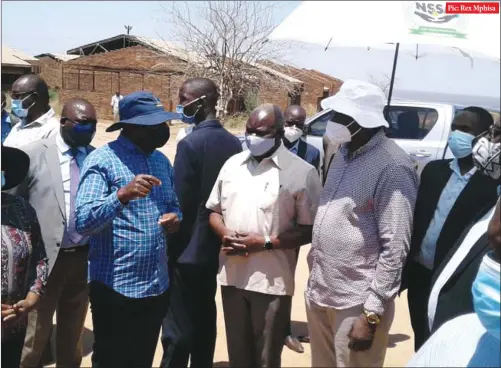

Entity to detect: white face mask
[473,136,501,180]
[284,126,303,143]
[245,134,276,157]
[325,120,360,145]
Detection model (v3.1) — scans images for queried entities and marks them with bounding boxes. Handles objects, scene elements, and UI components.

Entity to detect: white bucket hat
[321,79,389,128]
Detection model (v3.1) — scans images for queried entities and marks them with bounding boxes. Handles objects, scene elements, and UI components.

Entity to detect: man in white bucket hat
[305,79,419,367]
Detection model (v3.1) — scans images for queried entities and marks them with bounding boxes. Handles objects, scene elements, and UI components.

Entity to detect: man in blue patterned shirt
[75,91,183,368]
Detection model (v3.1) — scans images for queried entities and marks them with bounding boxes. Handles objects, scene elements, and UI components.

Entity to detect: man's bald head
[60,98,97,148]
[179,78,219,123]
[61,98,97,122]
[284,105,306,129]
[11,74,50,122]
[246,103,284,136]
[12,74,49,103]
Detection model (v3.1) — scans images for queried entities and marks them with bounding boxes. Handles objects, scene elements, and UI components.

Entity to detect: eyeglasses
[61,117,97,126]
[10,91,37,100]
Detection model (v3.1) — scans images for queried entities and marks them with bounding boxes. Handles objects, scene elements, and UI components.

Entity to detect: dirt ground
[47,122,415,367]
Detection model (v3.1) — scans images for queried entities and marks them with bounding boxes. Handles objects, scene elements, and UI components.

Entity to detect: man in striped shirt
[306,80,419,367]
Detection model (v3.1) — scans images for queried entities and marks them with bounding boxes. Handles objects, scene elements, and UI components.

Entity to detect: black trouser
[161,264,218,368]
[285,247,301,337]
[407,260,433,352]
[2,329,27,368]
[89,281,169,368]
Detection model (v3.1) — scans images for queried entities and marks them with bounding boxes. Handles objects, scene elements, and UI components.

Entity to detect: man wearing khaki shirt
[206,104,322,368]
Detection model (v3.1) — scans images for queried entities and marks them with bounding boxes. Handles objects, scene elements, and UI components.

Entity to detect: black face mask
[151,124,171,148]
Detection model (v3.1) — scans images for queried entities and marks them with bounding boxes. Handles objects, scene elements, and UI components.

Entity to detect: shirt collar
[291,139,300,151]
[339,129,386,160]
[449,158,477,179]
[22,108,56,128]
[241,143,286,170]
[192,119,222,132]
[55,132,86,155]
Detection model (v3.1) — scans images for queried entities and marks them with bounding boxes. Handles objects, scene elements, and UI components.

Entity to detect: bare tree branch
[152,1,296,116]
[368,73,398,97]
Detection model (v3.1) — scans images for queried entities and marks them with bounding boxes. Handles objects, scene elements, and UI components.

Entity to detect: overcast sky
[2,1,499,99]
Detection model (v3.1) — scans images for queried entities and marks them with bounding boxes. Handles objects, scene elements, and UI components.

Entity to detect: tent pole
[385,42,400,121]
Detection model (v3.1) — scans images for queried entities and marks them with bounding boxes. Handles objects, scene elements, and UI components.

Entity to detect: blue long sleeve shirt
[75,134,182,298]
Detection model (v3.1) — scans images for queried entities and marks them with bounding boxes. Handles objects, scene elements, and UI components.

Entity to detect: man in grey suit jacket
[10,98,97,368]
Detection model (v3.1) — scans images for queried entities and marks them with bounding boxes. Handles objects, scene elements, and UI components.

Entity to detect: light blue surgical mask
[11,93,35,119]
[448,130,475,159]
[1,170,5,189]
[176,95,206,124]
[472,252,500,340]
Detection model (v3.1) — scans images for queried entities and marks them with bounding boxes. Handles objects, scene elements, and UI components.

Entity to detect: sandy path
[46,122,414,367]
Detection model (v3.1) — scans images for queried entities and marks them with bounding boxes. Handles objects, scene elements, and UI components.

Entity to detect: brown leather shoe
[285,335,305,353]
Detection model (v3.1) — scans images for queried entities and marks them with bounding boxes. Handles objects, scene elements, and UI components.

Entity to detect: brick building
[34,53,79,90]
[38,34,342,120]
[2,46,39,90]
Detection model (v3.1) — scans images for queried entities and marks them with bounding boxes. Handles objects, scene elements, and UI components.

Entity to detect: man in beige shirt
[206,104,322,367]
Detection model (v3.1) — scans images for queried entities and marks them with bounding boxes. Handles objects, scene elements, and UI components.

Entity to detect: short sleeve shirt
[206,144,322,296]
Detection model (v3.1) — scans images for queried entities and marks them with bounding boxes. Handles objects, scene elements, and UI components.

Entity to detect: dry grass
[221,113,247,129]
[304,103,318,117]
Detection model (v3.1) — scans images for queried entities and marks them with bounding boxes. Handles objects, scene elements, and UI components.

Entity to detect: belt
[60,245,89,254]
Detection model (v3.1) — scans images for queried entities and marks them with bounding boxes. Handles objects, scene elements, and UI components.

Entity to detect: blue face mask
[11,93,35,119]
[1,170,5,189]
[176,104,197,124]
[448,130,475,159]
[176,95,206,124]
[472,252,500,340]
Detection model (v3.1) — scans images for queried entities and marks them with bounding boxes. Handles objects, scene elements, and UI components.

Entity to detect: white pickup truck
[303,100,499,173]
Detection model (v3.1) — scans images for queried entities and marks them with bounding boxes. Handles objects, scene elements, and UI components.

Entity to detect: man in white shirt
[4,75,59,148]
[206,104,322,367]
[110,91,123,122]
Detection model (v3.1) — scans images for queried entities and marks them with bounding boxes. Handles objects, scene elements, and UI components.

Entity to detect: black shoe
[297,335,310,343]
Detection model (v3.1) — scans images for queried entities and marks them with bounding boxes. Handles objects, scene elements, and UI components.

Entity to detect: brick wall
[59,46,186,120]
[57,44,343,120]
[38,56,63,89]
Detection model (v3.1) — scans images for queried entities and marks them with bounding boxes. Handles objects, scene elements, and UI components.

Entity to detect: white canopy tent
[269,1,500,109]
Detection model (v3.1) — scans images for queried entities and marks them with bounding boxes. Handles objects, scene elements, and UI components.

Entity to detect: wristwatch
[264,235,273,251]
[363,309,381,325]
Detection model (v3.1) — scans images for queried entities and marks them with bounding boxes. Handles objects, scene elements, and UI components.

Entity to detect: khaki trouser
[222,286,291,368]
[305,295,395,368]
[21,250,89,368]
[113,110,119,122]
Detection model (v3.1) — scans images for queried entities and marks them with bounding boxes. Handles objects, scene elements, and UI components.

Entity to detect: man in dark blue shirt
[282,105,318,353]
[161,78,242,368]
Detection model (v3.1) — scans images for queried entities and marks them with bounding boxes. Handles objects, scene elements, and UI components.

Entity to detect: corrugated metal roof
[2,46,36,67]
[66,34,302,84]
[35,53,80,61]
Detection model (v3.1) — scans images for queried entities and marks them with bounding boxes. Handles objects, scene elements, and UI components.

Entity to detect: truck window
[307,110,335,137]
[384,106,439,140]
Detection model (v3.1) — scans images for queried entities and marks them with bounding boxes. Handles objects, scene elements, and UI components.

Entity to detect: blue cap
[106,91,182,132]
